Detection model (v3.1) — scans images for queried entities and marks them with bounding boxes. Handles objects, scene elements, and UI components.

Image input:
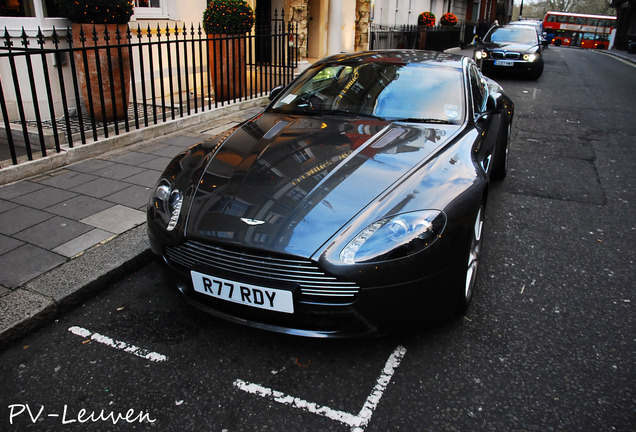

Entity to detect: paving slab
[0,205,54,236]
[0,244,66,288]
[0,181,45,200]
[107,151,160,166]
[91,163,143,180]
[123,169,162,188]
[52,228,114,258]
[11,186,78,209]
[47,195,115,220]
[13,216,93,250]
[104,185,153,209]
[80,204,146,234]
[69,177,131,198]
[67,159,116,174]
[39,171,99,189]
[0,234,24,255]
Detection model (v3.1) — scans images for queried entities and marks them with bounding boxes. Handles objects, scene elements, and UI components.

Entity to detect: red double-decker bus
[543,11,616,49]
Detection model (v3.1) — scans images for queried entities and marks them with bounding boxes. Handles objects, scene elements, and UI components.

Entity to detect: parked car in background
[474,25,544,80]
[147,50,514,337]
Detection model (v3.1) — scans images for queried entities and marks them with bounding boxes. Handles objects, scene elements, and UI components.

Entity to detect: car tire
[492,122,511,180]
[554,39,562,47]
[456,201,485,315]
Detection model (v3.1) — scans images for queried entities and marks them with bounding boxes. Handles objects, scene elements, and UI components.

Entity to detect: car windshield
[488,27,538,44]
[269,61,465,124]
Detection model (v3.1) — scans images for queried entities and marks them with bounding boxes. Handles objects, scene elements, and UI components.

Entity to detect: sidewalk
[0,98,268,346]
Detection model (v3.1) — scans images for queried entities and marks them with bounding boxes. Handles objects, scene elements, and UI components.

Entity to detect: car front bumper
[154,253,463,338]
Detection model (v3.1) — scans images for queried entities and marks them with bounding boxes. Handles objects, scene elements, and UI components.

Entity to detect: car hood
[483,41,539,53]
[185,113,460,258]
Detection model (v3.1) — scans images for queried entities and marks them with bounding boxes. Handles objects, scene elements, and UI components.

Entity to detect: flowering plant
[418,11,436,27]
[440,12,458,26]
[58,0,134,24]
[203,0,255,34]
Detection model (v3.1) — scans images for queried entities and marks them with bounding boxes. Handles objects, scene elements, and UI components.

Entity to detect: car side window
[469,65,487,115]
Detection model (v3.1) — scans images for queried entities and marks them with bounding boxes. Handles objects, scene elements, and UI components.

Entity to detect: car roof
[315,50,466,69]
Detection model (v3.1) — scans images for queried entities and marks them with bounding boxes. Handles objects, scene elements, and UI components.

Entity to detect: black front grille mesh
[165,241,360,301]
[492,51,521,60]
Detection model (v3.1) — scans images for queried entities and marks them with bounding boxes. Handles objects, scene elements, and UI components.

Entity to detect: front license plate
[495,60,514,66]
[191,270,294,314]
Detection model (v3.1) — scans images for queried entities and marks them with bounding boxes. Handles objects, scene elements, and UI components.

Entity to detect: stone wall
[355,0,371,51]
[289,0,308,59]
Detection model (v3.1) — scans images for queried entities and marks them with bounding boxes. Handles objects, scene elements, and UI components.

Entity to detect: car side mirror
[269,85,284,101]
[475,95,500,125]
[486,94,498,112]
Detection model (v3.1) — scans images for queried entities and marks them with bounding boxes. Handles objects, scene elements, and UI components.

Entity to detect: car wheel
[456,202,485,315]
[492,122,511,180]
[554,39,562,47]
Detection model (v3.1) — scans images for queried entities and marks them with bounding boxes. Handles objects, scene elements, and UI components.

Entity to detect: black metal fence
[370,23,476,51]
[0,11,298,167]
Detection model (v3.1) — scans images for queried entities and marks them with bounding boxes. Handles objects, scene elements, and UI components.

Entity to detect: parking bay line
[68,326,168,362]
[234,345,407,431]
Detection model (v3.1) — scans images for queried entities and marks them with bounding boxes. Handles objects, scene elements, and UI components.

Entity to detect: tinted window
[469,65,487,115]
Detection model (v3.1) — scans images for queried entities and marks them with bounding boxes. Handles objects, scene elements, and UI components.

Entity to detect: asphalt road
[1,47,635,432]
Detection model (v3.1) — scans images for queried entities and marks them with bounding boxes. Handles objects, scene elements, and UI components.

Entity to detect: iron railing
[370,23,476,51]
[0,12,298,167]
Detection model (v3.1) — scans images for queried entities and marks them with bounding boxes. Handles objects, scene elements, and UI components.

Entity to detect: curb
[0,223,151,348]
[0,223,152,347]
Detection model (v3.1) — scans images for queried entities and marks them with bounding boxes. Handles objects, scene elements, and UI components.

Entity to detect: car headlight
[523,53,538,62]
[151,178,184,232]
[340,210,446,264]
[475,50,488,60]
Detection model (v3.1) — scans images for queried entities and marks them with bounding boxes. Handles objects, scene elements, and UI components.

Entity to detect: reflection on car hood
[185,113,460,257]
[484,42,538,52]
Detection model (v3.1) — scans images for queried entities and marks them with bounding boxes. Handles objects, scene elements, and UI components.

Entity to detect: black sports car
[474,24,544,79]
[147,50,514,337]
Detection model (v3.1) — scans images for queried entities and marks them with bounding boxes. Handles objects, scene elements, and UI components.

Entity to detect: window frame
[468,64,488,118]
[132,0,168,19]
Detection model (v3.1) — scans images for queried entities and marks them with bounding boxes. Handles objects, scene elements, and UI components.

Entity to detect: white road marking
[68,326,168,362]
[234,345,407,431]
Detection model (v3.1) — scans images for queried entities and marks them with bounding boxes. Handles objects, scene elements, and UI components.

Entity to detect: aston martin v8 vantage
[147,50,514,337]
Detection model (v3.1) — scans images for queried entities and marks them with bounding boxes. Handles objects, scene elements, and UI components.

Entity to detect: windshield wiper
[392,118,455,124]
[304,109,385,120]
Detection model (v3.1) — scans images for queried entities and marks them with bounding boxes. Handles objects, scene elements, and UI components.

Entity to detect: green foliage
[418,11,436,27]
[440,12,458,26]
[58,0,134,24]
[203,0,255,34]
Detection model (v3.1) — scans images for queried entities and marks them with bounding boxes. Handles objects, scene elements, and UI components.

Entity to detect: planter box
[72,23,131,122]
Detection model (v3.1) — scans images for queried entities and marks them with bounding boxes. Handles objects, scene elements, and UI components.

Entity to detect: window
[133,0,167,19]
[1,0,66,31]
[469,65,487,116]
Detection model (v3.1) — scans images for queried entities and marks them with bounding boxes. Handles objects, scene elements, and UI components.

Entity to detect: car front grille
[492,51,520,60]
[164,240,360,302]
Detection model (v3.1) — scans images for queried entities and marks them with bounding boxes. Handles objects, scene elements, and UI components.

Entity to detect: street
[1,47,635,431]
